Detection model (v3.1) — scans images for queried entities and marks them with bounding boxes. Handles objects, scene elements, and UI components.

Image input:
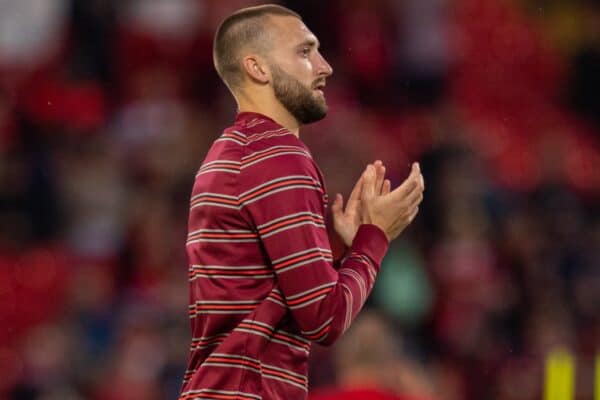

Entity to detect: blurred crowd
[0,0,598,399]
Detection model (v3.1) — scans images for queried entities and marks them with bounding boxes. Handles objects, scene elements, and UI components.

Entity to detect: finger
[331,193,344,217]
[408,206,420,223]
[390,163,421,198]
[382,179,391,195]
[375,164,386,195]
[361,164,376,199]
[347,174,364,203]
[405,189,424,212]
[390,173,419,199]
[415,163,425,191]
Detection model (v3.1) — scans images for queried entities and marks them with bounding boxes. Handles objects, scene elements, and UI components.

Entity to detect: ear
[242,55,270,84]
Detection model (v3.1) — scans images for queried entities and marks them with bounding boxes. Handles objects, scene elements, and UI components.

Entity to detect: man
[180,5,424,400]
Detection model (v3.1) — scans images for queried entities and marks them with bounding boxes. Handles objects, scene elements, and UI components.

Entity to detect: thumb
[361,165,376,200]
[331,193,343,217]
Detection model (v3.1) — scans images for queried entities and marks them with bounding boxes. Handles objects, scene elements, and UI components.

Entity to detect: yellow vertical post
[544,349,575,400]
[595,353,599,400]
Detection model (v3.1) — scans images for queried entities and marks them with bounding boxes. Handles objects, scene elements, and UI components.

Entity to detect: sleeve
[238,151,389,345]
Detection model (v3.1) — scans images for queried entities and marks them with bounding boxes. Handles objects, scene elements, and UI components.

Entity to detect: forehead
[267,15,319,47]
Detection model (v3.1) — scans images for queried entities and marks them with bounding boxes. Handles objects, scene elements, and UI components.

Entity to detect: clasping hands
[332,161,424,245]
[361,162,424,241]
[331,161,390,247]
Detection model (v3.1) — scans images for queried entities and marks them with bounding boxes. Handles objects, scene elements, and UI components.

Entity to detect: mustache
[312,80,326,89]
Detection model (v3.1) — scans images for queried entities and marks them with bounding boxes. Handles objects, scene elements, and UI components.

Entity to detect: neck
[236,90,300,137]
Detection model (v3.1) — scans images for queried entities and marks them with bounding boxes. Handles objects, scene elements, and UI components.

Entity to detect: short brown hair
[213,4,301,90]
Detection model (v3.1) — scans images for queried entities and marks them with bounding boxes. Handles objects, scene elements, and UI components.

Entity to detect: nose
[316,51,333,77]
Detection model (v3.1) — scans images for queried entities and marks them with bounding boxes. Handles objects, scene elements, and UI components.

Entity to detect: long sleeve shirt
[179,112,389,400]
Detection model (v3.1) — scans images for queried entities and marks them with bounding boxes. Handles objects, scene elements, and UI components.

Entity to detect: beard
[270,64,328,125]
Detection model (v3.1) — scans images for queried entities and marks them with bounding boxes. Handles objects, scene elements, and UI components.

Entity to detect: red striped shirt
[180,112,389,400]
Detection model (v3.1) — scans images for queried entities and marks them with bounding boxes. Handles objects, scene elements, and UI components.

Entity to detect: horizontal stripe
[190,192,240,210]
[262,371,307,391]
[191,333,229,342]
[189,273,274,281]
[188,269,272,275]
[190,265,268,270]
[214,131,248,145]
[200,159,242,166]
[272,248,333,274]
[202,354,308,391]
[190,299,262,305]
[181,388,261,400]
[201,362,261,374]
[239,175,319,199]
[289,294,328,310]
[188,228,255,235]
[213,128,293,146]
[190,201,240,210]
[191,193,238,205]
[190,176,321,211]
[245,127,287,140]
[272,247,332,265]
[196,168,241,177]
[188,301,259,317]
[266,292,286,307]
[190,334,227,351]
[196,160,242,177]
[245,128,290,143]
[241,184,321,208]
[301,316,333,341]
[189,265,273,281]
[242,320,309,345]
[187,237,259,244]
[233,320,311,353]
[239,176,321,207]
[257,212,325,238]
[245,118,266,128]
[187,229,259,245]
[286,282,336,310]
[288,289,334,309]
[241,149,312,169]
[234,327,309,354]
[286,282,336,301]
[241,145,308,161]
[256,211,323,230]
[261,363,306,381]
[214,136,246,146]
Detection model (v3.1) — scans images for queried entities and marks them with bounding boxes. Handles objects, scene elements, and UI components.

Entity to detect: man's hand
[361,162,424,242]
[332,161,388,247]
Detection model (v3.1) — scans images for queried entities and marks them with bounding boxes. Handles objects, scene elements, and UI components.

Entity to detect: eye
[300,47,310,57]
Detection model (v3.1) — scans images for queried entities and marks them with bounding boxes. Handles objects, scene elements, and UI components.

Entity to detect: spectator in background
[0,0,68,75]
[310,311,436,400]
[392,0,451,107]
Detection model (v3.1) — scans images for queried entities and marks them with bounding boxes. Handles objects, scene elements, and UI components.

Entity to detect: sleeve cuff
[350,224,389,267]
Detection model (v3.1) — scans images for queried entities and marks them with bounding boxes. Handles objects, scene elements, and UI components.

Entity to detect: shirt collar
[235,111,278,127]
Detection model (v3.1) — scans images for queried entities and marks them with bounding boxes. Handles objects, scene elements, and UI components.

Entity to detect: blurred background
[0,0,598,399]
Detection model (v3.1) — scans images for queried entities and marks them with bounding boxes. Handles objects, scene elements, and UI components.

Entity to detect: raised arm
[239,153,388,345]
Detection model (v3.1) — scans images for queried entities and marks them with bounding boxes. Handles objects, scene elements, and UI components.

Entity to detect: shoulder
[237,123,318,181]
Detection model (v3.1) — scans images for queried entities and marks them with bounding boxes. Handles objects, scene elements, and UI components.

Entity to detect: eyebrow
[298,38,320,49]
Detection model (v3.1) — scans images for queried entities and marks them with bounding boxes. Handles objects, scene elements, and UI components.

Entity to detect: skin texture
[229,14,424,245]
